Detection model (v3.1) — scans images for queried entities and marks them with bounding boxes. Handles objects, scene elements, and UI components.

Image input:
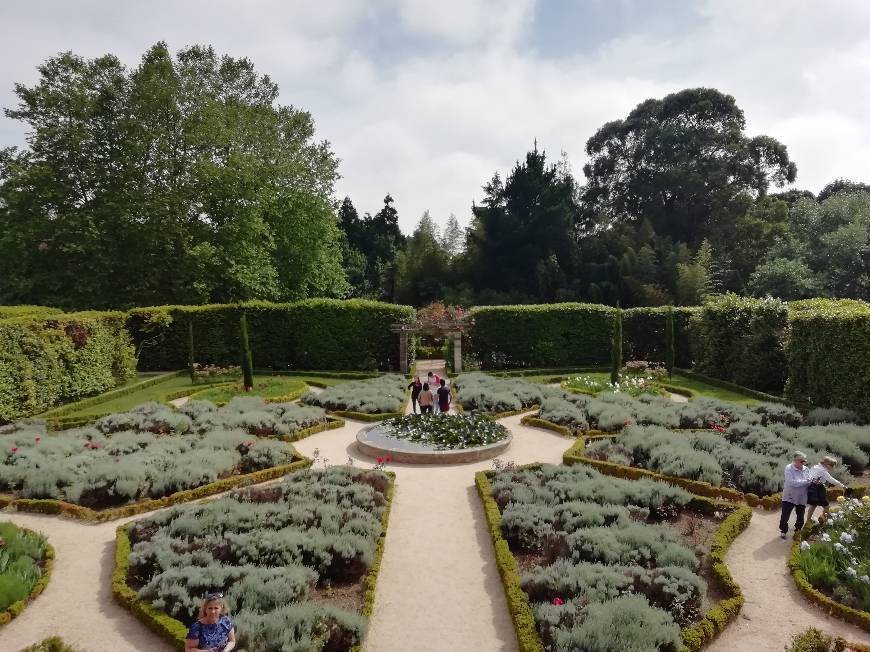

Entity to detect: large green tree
[0,43,346,309]
[582,88,796,247]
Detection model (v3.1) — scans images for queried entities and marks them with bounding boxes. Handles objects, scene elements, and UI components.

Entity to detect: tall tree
[394,211,451,305]
[465,147,580,300]
[0,43,346,309]
[440,213,465,258]
[582,88,796,247]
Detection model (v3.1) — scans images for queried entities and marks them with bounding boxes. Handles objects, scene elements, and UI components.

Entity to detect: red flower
[623,419,632,425]
[10,447,18,453]
[376,457,385,464]
[35,437,41,443]
[385,456,392,463]
[552,597,565,606]
[91,442,102,449]
[245,440,254,448]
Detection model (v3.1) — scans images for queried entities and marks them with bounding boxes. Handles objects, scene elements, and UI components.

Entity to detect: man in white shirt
[779,451,810,539]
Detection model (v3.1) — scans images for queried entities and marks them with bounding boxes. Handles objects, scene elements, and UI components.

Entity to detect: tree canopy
[0,42,346,309]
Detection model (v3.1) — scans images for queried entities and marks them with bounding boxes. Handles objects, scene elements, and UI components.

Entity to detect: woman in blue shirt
[185,592,236,652]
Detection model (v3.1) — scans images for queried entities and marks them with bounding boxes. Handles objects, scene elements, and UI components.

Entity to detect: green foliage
[302,375,406,415]
[610,308,622,384]
[379,414,509,450]
[187,377,307,405]
[453,373,543,413]
[467,303,615,369]
[665,307,675,376]
[785,628,842,652]
[693,293,789,393]
[17,639,86,652]
[0,522,47,611]
[126,466,389,651]
[0,312,136,422]
[239,313,254,390]
[129,299,415,372]
[0,43,346,309]
[786,299,870,421]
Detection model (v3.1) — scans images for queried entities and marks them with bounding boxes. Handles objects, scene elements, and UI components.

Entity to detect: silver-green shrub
[300,375,406,414]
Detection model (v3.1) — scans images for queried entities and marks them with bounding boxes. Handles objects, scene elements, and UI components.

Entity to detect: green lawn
[188,376,308,404]
[660,372,761,405]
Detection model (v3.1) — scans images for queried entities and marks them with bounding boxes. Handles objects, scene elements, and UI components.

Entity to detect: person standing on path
[780,451,811,539]
[419,382,434,414]
[427,371,441,412]
[436,378,451,414]
[806,455,846,522]
[408,375,423,414]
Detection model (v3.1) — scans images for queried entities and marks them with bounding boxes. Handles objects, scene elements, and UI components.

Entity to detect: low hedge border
[327,410,403,422]
[475,467,752,652]
[17,638,85,652]
[277,417,344,443]
[253,369,381,380]
[490,366,606,378]
[475,470,544,652]
[658,383,696,398]
[0,525,55,628]
[36,370,183,418]
[113,469,397,652]
[186,382,309,407]
[789,528,870,633]
[674,368,810,409]
[351,471,396,652]
[519,415,574,438]
[3,452,311,523]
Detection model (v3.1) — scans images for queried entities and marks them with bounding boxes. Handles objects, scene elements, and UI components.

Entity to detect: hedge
[113,471,397,652]
[692,294,789,394]
[790,527,870,632]
[622,306,698,368]
[475,467,752,652]
[0,305,63,320]
[0,525,55,628]
[37,370,182,418]
[18,639,85,652]
[128,299,415,372]
[0,311,136,423]
[785,299,870,421]
[3,453,311,522]
[466,303,616,369]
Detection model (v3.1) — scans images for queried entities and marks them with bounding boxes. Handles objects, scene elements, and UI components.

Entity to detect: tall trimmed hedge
[0,312,136,422]
[128,299,415,372]
[692,294,789,394]
[466,303,615,369]
[622,306,697,367]
[786,299,870,420]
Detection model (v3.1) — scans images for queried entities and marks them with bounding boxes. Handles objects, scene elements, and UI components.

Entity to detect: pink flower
[245,440,254,448]
[552,597,565,606]
[623,419,632,426]
[10,447,18,453]
[91,442,102,449]
[35,437,41,443]
[376,457,385,464]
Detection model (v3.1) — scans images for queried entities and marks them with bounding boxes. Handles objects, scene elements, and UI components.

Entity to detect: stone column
[452,333,462,373]
[399,332,409,374]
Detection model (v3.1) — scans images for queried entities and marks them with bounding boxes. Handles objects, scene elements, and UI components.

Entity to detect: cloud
[2,0,870,234]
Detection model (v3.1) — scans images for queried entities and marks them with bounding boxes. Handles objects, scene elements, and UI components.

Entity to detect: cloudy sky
[2,1,870,233]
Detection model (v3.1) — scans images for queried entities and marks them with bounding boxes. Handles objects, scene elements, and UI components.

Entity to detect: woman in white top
[806,455,846,522]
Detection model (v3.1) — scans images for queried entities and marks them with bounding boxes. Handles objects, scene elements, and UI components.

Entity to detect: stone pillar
[399,332,409,374]
[452,333,462,373]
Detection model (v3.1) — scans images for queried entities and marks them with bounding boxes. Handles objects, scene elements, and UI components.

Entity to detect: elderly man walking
[780,451,811,539]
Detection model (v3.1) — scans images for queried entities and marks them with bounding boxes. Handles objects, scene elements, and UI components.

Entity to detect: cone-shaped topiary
[665,307,675,378]
[239,312,254,391]
[610,307,623,385]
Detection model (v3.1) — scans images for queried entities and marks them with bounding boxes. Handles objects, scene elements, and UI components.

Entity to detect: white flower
[861,575,870,584]
[846,567,858,578]
[821,533,831,542]
[834,542,846,552]
[840,532,854,544]
[800,541,811,551]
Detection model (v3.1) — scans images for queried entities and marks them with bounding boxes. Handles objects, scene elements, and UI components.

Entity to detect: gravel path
[707,508,870,651]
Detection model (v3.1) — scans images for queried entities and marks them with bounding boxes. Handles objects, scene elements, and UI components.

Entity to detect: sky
[2,1,870,234]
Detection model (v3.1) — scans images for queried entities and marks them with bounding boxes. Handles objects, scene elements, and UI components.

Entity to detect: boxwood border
[789,525,870,633]
[0,524,55,628]
[475,467,752,652]
[113,469,396,651]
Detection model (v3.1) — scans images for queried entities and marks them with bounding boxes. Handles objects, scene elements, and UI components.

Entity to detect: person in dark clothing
[408,375,422,414]
[436,378,451,414]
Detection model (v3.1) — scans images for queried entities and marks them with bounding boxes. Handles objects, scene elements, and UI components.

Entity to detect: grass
[189,376,308,404]
[662,372,761,405]
[61,373,353,417]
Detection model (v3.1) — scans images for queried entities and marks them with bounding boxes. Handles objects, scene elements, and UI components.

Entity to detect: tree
[0,43,344,309]
[465,147,580,300]
[676,240,714,305]
[817,179,870,203]
[394,211,450,305]
[440,213,465,258]
[747,258,822,300]
[582,88,796,247]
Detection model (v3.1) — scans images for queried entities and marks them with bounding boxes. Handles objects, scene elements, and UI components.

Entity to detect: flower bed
[477,463,750,652]
[582,420,868,498]
[301,374,407,416]
[452,373,543,414]
[0,401,320,514]
[187,376,308,405]
[379,414,509,450]
[792,496,870,629]
[115,466,393,651]
[0,522,54,627]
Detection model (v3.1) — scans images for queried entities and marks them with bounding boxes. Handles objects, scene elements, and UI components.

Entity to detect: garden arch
[390,322,467,374]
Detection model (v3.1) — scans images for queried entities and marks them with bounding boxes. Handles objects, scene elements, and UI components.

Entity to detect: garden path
[706,508,870,651]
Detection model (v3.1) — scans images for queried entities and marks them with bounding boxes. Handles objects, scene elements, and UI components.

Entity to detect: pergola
[390,321,468,374]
